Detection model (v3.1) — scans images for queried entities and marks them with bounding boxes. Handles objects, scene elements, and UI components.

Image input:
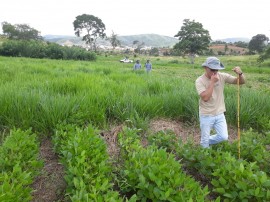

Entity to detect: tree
[132,40,145,54]
[248,34,269,54]
[173,19,211,63]
[107,31,121,50]
[1,21,43,40]
[211,40,226,45]
[224,44,228,55]
[132,40,139,48]
[234,41,248,48]
[149,47,159,56]
[73,14,106,51]
[258,46,270,63]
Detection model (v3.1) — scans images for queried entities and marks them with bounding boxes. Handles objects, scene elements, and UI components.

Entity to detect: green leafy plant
[212,159,270,201]
[147,130,178,152]
[53,124,123,201]
[117,128,209,201]
[0,129,42,201]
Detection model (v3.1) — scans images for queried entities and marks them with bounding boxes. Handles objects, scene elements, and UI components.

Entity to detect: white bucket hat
[202,57,225,70]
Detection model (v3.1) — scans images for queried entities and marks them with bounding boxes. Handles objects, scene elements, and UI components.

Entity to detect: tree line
[0,22,96,61]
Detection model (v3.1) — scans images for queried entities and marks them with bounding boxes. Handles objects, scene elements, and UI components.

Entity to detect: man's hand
[211,72,219,83]
[232,66,242,75]
[232,66,245,84]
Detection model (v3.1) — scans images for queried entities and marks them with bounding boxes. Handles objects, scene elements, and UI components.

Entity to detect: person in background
[145,59,152,73]
[133,60,141,70]
[195,56,245,148]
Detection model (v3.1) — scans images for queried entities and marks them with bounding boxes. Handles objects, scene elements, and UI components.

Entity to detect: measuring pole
[237,75,241,159]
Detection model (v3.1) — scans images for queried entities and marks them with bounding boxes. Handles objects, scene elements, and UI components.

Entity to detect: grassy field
[0,54,270,201]
[0,54,269,133]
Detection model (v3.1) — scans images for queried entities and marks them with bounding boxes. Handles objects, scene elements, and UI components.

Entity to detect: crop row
[2,125,269,201]
[148,129,270,201]
[52,125,218,201]
[0,129,43,201]
[116,127,209,201]
[52,124,124,201]
[50,125,270,201]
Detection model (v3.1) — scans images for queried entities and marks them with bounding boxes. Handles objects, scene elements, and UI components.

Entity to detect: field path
[31,137,66,202]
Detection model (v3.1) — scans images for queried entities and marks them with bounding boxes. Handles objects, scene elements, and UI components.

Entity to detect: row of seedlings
[0,129,43,201]
[147,130,270,201]
[115,127,210,201]
[53,124,125,201]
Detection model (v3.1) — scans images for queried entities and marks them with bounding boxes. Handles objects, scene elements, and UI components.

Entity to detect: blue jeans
[199,113,228,148]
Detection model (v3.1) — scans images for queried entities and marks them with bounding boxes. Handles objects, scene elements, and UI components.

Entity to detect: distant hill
[43,34,179,48]
[117,34,178,47]
[43,34,250,48]
[214,37,250,43]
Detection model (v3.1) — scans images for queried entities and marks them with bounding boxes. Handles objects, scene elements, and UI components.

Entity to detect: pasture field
[0,55,269,201]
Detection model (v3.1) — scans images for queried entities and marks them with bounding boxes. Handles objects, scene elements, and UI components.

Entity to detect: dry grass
[210,44,248,55]
[149,118,238,144]
[102,118,238,158]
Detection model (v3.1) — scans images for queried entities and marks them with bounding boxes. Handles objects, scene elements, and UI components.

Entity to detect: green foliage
[107,31,121,49]
[149,47,159,56]
[0,128,42,172]
[148,128,270,201]
[171,133,270,201]
[0,165,33,202]
[147,130,178,152]
[0,129,42,201]
[53,125,123,201]
[1,21,43,41]
[117,128,209,201]
[258,46,270,63]
[234,41,249,48]
[212,159,270,201]
[73,14,106,51]
[0,40,97,61]
[248,34,269,54]
[225,86,270,131]
[212,129,270,175]
[0,55,269,134]
[0,55,269,200]
[174,19,211,55]
[168,59,179,64]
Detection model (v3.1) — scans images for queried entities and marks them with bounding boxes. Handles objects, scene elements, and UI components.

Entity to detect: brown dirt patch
[209,44,248,55]
[149,118,201,144]
[31,137,66,202]
[101,125,124,161]
[101,119,238,159]
[149,118,238,145]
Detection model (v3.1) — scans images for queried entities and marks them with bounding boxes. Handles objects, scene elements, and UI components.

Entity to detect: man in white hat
[195,57,245,148]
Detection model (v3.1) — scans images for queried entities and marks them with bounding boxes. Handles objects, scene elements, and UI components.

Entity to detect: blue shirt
[133,63,141,70]
[145,62,152,71]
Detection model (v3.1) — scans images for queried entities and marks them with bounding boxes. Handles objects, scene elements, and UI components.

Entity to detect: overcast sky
[1,0,269,40]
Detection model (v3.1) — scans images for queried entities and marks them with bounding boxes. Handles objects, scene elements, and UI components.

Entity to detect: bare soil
[100,124,124,161]
[209,44,248,55]
[149,118,238,144]
[31,137,67,202]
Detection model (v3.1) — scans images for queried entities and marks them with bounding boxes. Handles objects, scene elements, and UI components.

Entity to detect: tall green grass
[0,55,269,134]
